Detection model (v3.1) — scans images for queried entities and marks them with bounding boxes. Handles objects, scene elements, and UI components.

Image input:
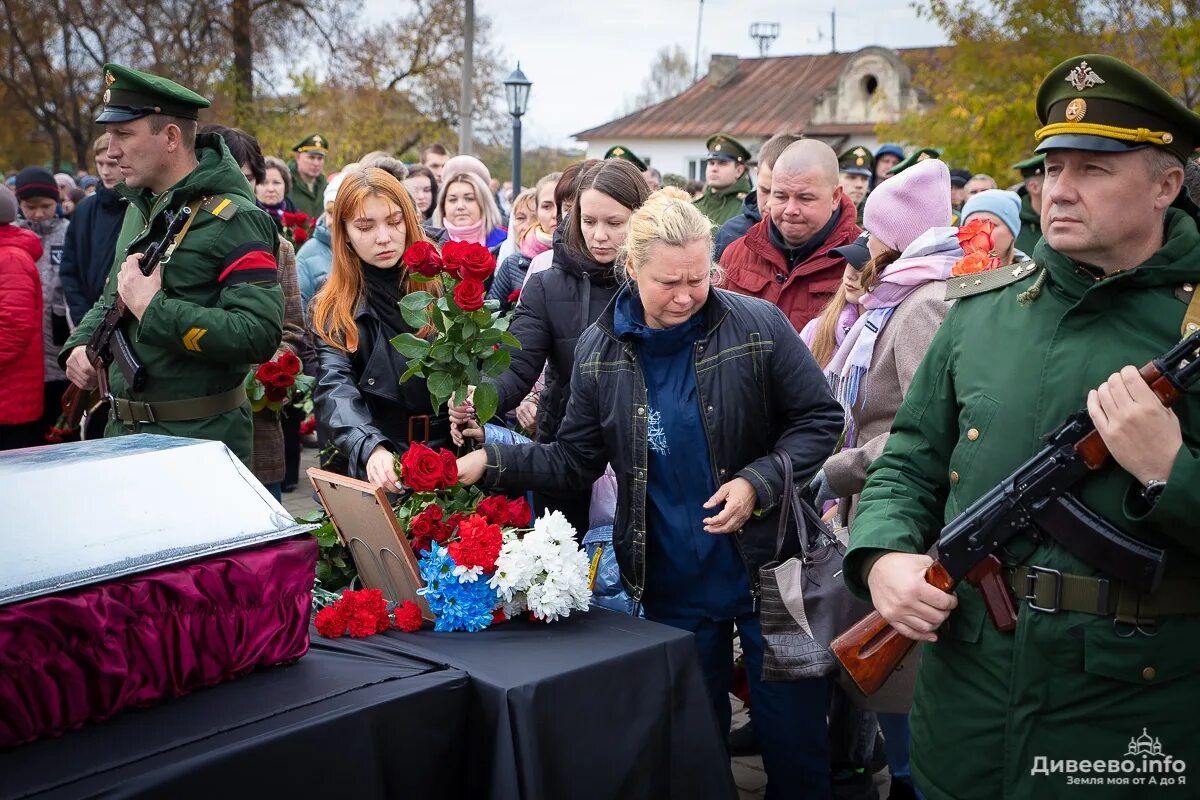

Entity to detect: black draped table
[2,608,734,800]
[381,607,737,800]
[0,638,470,799]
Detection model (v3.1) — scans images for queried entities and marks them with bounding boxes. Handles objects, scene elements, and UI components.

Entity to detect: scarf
[825,227,961,424]
[362,263,407,335]
[442,217,486,244]
[519,225,554,259]
[768,207,843,270]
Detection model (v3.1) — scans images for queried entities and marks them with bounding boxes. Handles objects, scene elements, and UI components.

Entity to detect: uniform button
[367,378,375,385]
[1188,323,1200,334]
[949,471,960,484]
[967,428,979,441]
[1142,667,1156,681]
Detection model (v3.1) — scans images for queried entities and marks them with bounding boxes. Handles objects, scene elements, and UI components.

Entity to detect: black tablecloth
[1,638,470,800]
[381,608,737,800]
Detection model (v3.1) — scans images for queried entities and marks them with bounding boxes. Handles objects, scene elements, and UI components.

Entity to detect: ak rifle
[832,329,1200,696]
[60,206,191,429]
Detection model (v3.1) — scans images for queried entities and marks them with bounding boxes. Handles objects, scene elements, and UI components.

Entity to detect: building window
[688,158,707,181]
[862,74,879,97]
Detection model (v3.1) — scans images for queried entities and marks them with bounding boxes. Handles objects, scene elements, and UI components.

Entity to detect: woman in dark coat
[310,168,450,488]
[456,188,844,798]
[451,159,648,536]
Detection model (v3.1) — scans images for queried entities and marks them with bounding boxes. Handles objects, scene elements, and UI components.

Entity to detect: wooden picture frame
[306,468,433,621]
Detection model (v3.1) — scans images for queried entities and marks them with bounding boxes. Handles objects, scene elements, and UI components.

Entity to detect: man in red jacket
[720,140,861,332]
[0,185,46,450]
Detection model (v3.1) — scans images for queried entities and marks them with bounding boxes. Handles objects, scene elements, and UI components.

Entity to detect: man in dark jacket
[714,133,801,261]
[60,132,125,325]
[720,140,861,332]
[1011,154,1045,254]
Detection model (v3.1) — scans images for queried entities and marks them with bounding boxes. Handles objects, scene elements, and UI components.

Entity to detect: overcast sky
[363,0,946,149]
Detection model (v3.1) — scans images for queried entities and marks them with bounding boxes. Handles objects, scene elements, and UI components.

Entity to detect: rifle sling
[1004,566,1200,619]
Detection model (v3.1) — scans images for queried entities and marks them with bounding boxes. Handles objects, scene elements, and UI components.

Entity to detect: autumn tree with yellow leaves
[879,0,1200,180]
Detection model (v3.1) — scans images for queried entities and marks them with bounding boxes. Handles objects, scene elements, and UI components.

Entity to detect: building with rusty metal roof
[574,46,949,180]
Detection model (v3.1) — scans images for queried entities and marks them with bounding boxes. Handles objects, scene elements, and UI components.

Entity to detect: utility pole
[831,9,837,53]
[459,0,475,155]
[693,0,705,82]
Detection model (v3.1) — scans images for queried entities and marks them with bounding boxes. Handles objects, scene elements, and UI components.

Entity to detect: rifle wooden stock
[832,561,953,696]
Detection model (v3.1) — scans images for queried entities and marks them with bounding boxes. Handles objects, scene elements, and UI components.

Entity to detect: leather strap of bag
[771,449,806,562]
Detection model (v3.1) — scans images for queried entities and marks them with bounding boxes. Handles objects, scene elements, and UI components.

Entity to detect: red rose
[477,495,510,526]
[453,278,485,312]
[400,443,444,493]
[265,384,288,404]
[314,605,347,638]
[394,600,423,632]
[439,241,467,278]
[438,449,458,488]
[281,212,302,227]
[292,226,309,244]
[411,531,433,556]
[507,287,521,305]
[507,497,532,527]
[956,218,995,255]
[256,361,282,383]
[299,415,317,435]
[432,522,452,544]
[445,512,467,535]
[427,504,444,522]
[402,241,443,278]
[410,513,433,539]
[277,351,301,374]
[455,243,496,282]
[270,373,296,389]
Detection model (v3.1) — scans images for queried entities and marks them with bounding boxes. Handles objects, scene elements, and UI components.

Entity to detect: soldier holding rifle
[842,55,1200,798]
[60,64,283,465]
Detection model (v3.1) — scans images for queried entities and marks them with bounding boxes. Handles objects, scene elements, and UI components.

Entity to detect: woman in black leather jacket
[451,159,648,535]
[310,168,450,490]
[457,189,843,799]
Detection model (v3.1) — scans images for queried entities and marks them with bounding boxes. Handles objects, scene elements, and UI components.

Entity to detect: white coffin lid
[0,434,315,606]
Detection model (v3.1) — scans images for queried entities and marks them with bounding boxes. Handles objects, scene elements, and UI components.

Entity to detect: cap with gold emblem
[705,133,751,164]
[1035,54,1200,163]
[838,146,875,177]
[293,134,330,156]
[95,63,211,124]
[604,145,648,171]
[1011,154,1046,178]
[886,147,941,177]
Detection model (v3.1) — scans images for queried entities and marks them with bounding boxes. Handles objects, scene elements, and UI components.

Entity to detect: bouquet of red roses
[280,211,314,246]
[390,240,520,424]
[244,351,315,413]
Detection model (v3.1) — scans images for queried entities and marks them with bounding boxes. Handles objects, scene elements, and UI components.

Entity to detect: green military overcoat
[62,134,284,465]
[693,172,753,227]
[287,165,327,220]
[1014,187,1042,256]
[844,208,1200,799]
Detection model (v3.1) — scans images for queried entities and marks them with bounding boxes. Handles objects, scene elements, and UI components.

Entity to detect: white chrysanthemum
[453,564,484,583]
[488,508,591,621]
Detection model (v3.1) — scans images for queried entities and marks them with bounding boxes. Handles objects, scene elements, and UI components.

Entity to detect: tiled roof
[574,47,949,140]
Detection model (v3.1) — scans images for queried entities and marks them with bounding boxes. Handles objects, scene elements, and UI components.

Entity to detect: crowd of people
[2,52,1199,800]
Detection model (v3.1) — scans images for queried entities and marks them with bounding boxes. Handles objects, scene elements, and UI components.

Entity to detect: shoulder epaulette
[945,261,1040,300]
[200,195,238,220]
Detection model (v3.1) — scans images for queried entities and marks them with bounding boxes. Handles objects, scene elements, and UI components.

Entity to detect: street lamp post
[503,63,532,201]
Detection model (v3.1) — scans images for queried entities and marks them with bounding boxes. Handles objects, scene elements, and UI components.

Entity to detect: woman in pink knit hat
[811,156,960,800]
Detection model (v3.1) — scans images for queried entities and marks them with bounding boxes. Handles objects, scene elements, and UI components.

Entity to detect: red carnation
[400,443,445,493]
[314,604,347,638]
[507,497,532,528]
[507,287,521,305]
[342,588,391,637]
[491,608,508,625]
[439,449,459,487]
[453,278,486,312]
[476,495,510,526]
[394,601,423,632]
[402,241,443,278]
[447,514,503,572]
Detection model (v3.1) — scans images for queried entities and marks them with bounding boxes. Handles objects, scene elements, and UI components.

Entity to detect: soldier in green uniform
[287,134,328,219]
[604,144,648,171]
[693,133,753,226]
[837,145,874,223]
[61,64,284,466]
[1012,153,1046,255]
[843,54,1200,799]
[886,147,941,177]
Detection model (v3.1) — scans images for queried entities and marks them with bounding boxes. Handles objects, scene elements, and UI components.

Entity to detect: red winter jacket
[0,225,45,425]
[719,193,861,332]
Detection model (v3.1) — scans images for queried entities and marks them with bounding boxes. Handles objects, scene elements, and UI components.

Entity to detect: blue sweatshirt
[613,288,752,619]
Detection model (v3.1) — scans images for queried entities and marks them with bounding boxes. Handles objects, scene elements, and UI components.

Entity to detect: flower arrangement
[391,240,520,424]
[313,588,424,637]
[280,211,314,246]
[244,351,315,413]
[951,218,1002,276]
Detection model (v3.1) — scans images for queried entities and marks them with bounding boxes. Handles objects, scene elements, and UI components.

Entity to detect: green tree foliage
[878,0,1200,180]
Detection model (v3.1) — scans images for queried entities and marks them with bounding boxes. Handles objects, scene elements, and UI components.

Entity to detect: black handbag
[759,450,873,682]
